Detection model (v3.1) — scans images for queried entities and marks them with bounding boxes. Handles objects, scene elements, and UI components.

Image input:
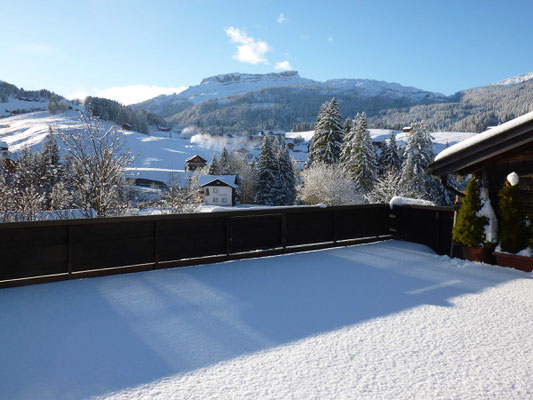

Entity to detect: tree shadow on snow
[0,240,528,399]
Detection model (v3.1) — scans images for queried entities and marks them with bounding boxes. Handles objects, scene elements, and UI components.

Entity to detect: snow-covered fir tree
[254,136,278,205]
[341,112,378,195]
[218,147,232,175]
[276,144,297,205]
[344,117,352,136]
[208,154,219,175]
[308,98,344,165]
[399,122,431,198]
[378,131,402,173]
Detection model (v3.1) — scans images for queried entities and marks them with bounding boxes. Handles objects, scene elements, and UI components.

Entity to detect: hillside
[0,80,64,117]
[135,70,533,134]
[0,110,477,186]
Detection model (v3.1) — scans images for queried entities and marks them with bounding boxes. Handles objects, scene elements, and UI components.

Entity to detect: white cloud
[328,36,334,43]
[299,34,309,40]
[277,13,288,24]
[275,61,292,71]
[70,85,187,105]
[224,26,271,65]
[11,43,60,55]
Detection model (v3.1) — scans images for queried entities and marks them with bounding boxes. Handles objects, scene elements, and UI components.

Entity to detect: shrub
[498,181,529,253]
[452,179,488,248]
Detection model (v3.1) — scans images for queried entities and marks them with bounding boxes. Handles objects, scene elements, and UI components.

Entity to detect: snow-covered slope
[490,71,533,87]
[0,96,48,117]
[0,111,219,184]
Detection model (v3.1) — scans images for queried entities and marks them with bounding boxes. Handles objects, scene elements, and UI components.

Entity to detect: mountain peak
[490,71,533,87]
[200,71,302,85]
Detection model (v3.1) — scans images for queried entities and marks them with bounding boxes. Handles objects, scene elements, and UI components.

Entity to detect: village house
[198,175,237,206]
[429,110,533,215]
[185,155,207,171]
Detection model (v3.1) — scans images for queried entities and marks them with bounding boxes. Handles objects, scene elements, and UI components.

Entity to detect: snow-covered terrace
[1,240,531,399]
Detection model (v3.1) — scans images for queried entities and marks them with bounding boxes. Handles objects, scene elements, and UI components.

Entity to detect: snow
[490,71,533,87]
[507,171,519,186]
[435,110,533,161]
[389,196,435,209]
[477,191,498,244]
[198,175,237,188]
[1,240,531,400]
[0,96,48,117]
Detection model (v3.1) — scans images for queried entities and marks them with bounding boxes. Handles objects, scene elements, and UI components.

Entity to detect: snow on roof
[434,110,533,161]
[186,154,207,162]
[198,175,237,188]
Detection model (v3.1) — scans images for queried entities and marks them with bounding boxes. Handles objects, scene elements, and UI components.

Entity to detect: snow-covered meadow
[0,240,531,399]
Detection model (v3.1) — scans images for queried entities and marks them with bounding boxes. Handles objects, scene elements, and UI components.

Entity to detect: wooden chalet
[429,111,533,214]
[185,155,207,171]
[121,122,134,131]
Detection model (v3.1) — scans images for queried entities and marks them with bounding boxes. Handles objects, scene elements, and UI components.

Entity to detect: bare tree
[58,112,134,217]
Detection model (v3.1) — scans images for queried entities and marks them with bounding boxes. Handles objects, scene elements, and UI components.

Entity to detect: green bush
[498,181,528,253]
[452,179,488,248]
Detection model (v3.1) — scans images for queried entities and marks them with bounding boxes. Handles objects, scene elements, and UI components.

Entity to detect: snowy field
[0,240,531,399]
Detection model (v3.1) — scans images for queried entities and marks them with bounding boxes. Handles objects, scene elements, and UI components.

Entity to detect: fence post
[332,210,337,243]
[67,225,72,278]
[226,216,231,256]
[281,213,287,251]
[154,219,159,268]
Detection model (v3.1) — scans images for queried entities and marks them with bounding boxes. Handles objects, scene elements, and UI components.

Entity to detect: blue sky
[1,0,532,103]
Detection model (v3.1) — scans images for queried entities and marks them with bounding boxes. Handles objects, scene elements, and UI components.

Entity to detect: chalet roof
[186,154,207,163]
[198,175,237,188]
[429,111,533,177]
[0,140,8,149]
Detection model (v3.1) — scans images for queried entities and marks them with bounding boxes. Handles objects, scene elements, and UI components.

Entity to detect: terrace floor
[0,240,532,399]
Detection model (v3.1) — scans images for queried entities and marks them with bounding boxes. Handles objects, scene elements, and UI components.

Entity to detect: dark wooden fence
[389,204,455,256]
[0,204,454,288]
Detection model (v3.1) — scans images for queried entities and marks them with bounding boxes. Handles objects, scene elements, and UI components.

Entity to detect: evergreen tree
[498,179,529,253]
[452,179,488,248]
[277,144,297,205]
[379,132,402,172]
[254,136,278,205]
[343,117,352,136]
[308,98,343,165]
[341,112,378,194]
[208,154,219,175]
[399,122,431,198]
[218,147,231,174]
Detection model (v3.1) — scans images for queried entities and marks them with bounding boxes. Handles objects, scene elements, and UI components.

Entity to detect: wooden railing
[0,203,454,288]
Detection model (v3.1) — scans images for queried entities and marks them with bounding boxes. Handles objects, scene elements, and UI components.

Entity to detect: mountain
[135,70,533,134]
[489,71,533,87]
[134,71,450,134]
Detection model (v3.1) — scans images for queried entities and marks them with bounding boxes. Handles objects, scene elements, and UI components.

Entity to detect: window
[213,197,219,203]
[221,197,227,203]
[213,188,219,193]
